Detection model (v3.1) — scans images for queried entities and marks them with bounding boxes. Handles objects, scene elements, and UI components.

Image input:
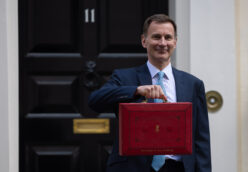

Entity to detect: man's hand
[135,85,167,101]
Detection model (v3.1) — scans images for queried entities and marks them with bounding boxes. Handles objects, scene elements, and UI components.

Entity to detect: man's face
[141,21,177,67]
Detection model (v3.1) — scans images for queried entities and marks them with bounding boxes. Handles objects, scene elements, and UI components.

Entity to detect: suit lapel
[136,64,154,103]
[173,68,186,102]
[136,64,152,85]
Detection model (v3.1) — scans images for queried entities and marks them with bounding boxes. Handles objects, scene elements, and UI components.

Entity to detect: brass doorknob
[206,91,223,112]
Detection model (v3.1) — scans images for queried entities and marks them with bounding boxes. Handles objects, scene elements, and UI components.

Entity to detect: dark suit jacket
[88,64,211,172]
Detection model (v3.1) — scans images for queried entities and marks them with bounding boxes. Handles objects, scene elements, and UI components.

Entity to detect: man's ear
[173,37,177,48]
[141,34,146,48]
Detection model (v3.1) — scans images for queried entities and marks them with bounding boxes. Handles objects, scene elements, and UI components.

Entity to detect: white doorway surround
[0,0,19,171]
[190,1,237,172]
[236,0,248,171]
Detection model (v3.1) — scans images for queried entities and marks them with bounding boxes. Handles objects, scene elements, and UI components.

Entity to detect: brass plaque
[73,118,110,134]
[206,90,223,112]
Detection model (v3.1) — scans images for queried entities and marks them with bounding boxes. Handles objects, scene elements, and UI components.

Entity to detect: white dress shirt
[146,61,181,161]
[147,61,177,103]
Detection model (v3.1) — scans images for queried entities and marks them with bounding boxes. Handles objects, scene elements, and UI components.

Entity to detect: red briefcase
[119,102,192,156]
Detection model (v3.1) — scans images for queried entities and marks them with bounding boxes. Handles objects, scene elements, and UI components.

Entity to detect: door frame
[0,0,19,172]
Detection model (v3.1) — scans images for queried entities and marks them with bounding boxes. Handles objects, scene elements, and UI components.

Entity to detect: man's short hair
[143,14,177,37]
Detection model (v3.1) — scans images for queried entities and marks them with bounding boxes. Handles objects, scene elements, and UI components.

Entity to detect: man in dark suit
[88,14,211,172]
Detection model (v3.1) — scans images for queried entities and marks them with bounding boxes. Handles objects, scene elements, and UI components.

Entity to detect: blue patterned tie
[152,71,167,171]
[154,71,166,103]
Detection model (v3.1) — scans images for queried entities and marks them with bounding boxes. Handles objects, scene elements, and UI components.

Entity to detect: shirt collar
[147,61,173,80]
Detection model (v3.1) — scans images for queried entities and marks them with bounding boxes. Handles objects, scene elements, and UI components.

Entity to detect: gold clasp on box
[73,118,110,134]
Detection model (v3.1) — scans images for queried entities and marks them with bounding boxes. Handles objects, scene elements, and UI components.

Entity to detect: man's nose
[159,37,167,46]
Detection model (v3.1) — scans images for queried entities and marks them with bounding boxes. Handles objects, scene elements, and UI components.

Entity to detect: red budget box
[119,103,192,156]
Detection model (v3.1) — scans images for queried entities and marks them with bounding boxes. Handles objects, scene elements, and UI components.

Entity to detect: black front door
[19,0,169,171]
